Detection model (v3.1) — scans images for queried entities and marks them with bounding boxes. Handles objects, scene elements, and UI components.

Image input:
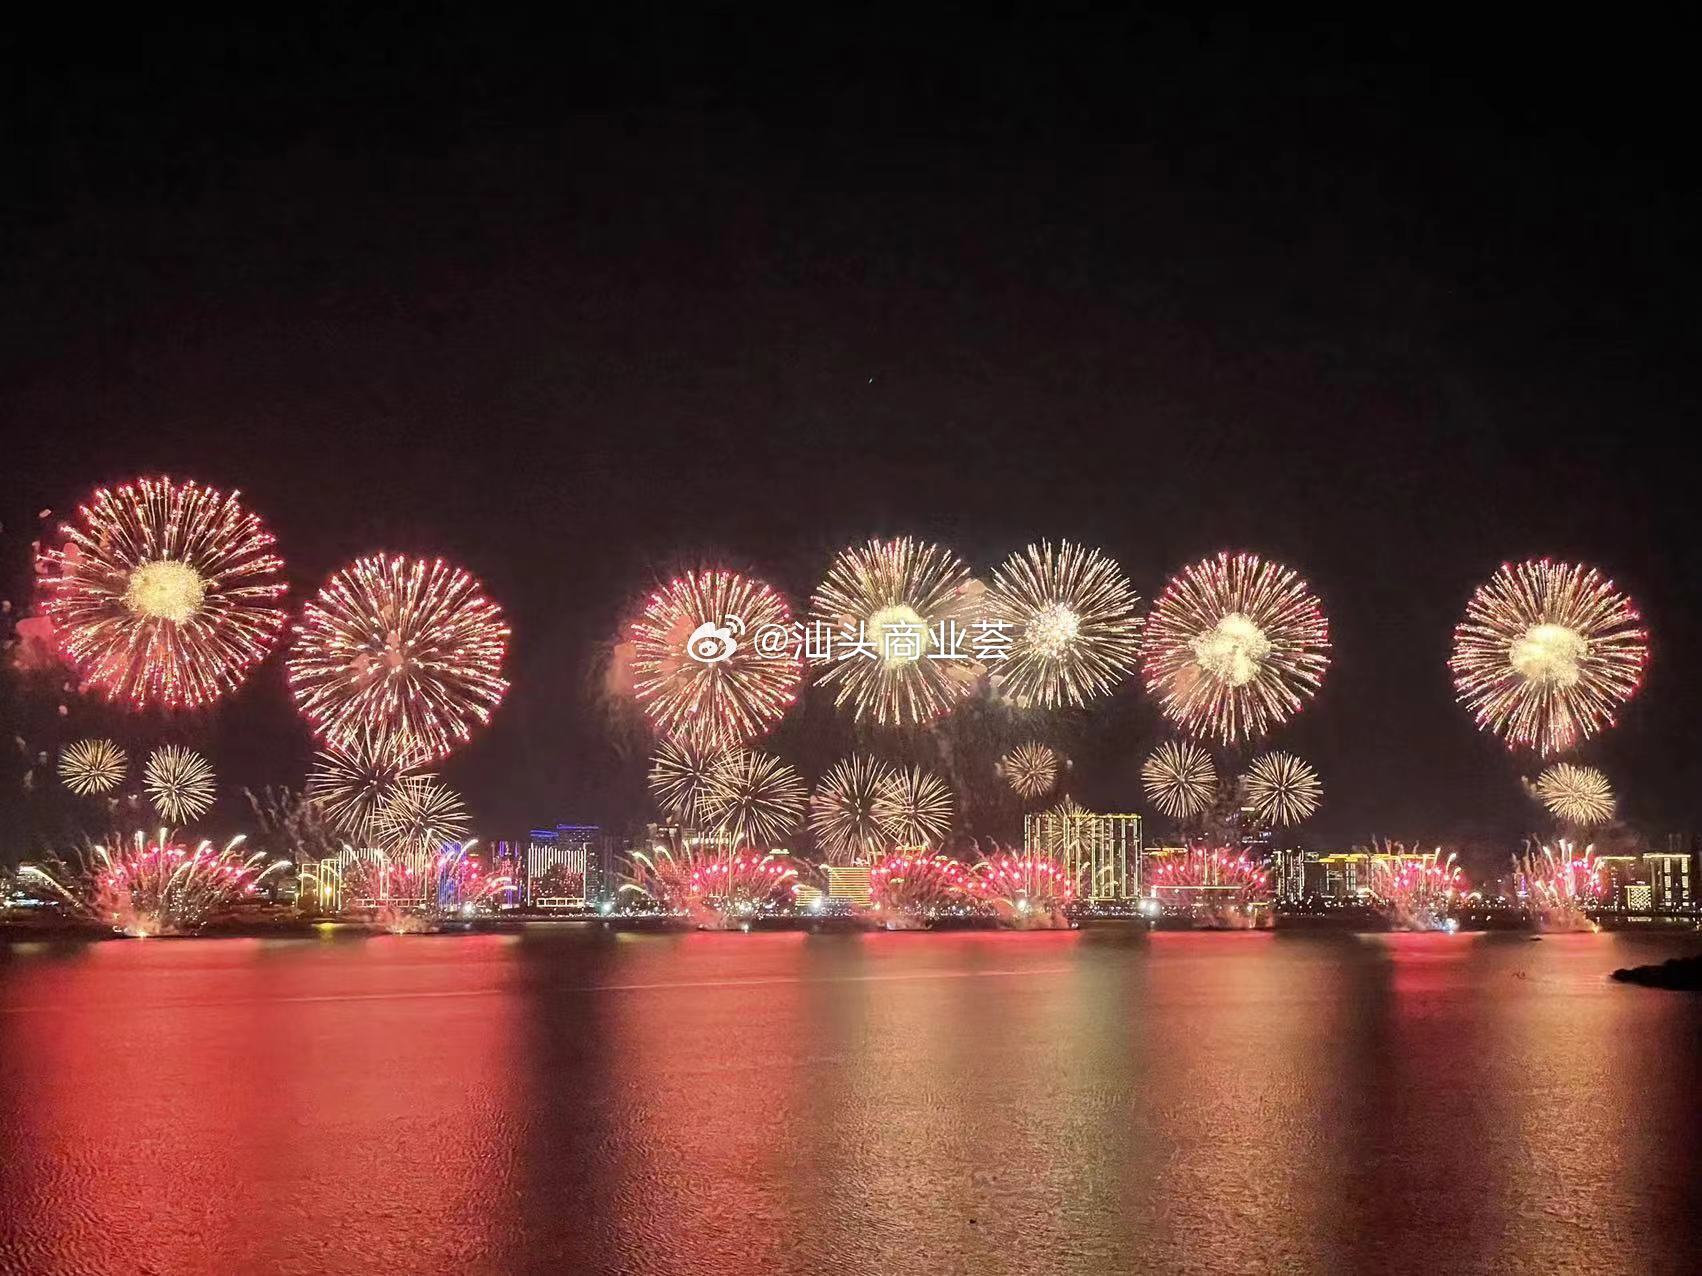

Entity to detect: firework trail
[143,745,217,824]
[981,540,1143,708]
[1363,841,1464,930]
[1145,844,1270,926]
[624,833,799,927]
[288,554,509,761]
[699,750,807,849]
[873,764,955,847]
[629,569,802,747]
[1450,559,1646,756]
[1513,839,1603,932]
[1532,763,1616,828]
[869,851,976,928]
[306,731,427,847]
[1142,552,1330,745]
[998,742,1060,801]
[1242,751,1322,828]
[809,754,897,865]
[1140,740,1217,820]
[809,536,980,727]
[972,847,1075,927]
[34,477,287,707]
[58,738,127,795]
[307,843,511,931]
[19,829,286,936]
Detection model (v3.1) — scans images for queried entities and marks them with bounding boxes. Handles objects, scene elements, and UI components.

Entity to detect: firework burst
[58,739,127,795]
[998,742,1061,801]
[647,736,728,828]
[1450,559,1647,756]
[306,844,511,929]
[288,554,509,762]
[372,777,471,857]
[1142,552,1329,745]
[1513,839,1603,931]
[873,764,955,847]
[982,540,1144,708]
[972,848,1075,925]
[1243,752,1322,828]
[143,745,216,824]
[1140,740,1217,819]
[869,851,976,926]
[809,754,897,864]
[624,834,799,925]
[628,569,802,748]
[34,477,287,707]
[19,829,286,937]
[1146,844,1270,922]
[306,731,427,847]
[1533,763,1616,827]
[1363,842,1464,930]
[699,750,807,849]
[809,536,980,727]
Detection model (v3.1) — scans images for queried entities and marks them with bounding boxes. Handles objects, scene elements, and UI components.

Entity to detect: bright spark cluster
[1534,763,1616,827]
[143,746,217,824]
[1140,740,1217,819]
[998,742,1061,800]
[1142,552,1330,745]
[809,755,896,864]
[629,569,801,748]
[982,540,1144,708]
[647,737,727,828]
[372,776,471,858]
[873,764,955,848]
[58,739,127,795]
[1450,559,1647,756]
[1243,751,1322,828]
[809,536,979,727]
[35,477,287,707]
[288,554,510,762]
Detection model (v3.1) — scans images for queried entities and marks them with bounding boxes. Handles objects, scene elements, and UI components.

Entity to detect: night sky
[5,14,1699,870]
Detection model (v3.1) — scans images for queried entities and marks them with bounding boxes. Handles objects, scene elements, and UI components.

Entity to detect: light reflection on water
[1,928,1699,1275]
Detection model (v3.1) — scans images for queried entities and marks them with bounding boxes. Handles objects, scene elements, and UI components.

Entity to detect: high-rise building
[499,824,613,908]
[1025,808,1141,901]
[1645,850,1695,914]
[1271,846,1317,902]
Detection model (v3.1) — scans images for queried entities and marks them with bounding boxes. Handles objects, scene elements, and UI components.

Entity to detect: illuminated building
[1312,849,1437,901]
[1592,855,1644,912]
[1026,808,1141,902]
[825,865,873,906]
[510,824,612,908]
[1645,851,1695,914]
[1271,846,1317,902]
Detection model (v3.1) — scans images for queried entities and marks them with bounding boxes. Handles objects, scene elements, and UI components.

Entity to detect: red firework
[1146,844,1270,911]
[972,849,1076,920]
[869,851,975,922]
[35,477,287,707]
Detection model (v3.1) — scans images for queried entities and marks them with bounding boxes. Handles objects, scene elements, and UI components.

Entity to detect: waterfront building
[825,865,872,906]
[1271,846,1317,902]
[505,824,613,908]
[1026,809,1141,901]
[1645,850,1695,914]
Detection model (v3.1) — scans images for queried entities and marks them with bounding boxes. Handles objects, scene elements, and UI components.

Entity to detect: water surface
[2,927,1699,1274]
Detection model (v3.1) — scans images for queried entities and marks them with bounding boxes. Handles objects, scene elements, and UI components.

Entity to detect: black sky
[4,12,1699,866]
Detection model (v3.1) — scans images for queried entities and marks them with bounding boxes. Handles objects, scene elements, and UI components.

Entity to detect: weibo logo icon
[687,615,744,664]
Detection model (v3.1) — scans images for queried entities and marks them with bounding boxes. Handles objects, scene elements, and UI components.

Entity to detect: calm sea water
[2,926,1700,1275]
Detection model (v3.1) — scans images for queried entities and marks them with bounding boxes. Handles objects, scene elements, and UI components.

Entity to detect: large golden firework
[1142,552,1330,745]
[35,477,287,707]
[998,742,1061,800]
[982,540,1143,708]
[1242,751,1322,828]
[306,731,427,847]
[809,754,897,864]
[698,750,807,849]
[288,554,510,762]
[143,745,217,824]
[58,739,127,795]
[628,569,801,748]
[1140,740,1217,819]
[1450,559,1646,756]
[647,736,728,827]
[1533,763,1616,827]
[873,764,955,848]
[809,536,980,727]
[372,776,472,857]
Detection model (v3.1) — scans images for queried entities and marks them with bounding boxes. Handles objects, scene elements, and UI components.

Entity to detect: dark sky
[4,13,1699,867]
